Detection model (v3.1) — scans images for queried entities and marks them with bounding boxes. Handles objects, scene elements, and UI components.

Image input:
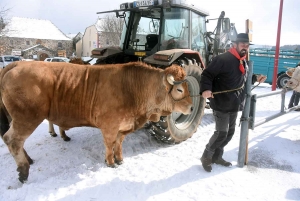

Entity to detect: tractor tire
[148,58,206,144]
[276,73,290,89]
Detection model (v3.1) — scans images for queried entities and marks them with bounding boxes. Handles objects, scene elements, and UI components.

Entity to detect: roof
[3,17,71,41]
[66,32,82,39]
[22,44,55,53]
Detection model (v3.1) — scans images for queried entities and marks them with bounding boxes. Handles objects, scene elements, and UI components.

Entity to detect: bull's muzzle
[286,78,299,90]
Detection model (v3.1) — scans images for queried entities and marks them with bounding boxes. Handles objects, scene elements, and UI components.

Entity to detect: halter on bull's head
[286,66,300,92]
[164,65,193,115]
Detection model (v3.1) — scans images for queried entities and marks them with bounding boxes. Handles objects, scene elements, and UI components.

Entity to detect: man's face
[235,42,250,57]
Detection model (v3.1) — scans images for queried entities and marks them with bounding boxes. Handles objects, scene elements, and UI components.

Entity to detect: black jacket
[200,51,248,112]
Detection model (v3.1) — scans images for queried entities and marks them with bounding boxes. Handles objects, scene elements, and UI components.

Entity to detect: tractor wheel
[276,73,290,88]
[148,58,206,144]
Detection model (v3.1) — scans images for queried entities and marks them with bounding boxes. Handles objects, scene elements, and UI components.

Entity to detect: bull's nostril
[191,107,194,112]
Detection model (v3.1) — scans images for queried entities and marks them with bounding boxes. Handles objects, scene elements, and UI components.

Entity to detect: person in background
[288,61,300,110]
[199,33,267,172]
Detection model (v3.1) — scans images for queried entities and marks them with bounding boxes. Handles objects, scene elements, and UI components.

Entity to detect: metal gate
[237,61,300,167]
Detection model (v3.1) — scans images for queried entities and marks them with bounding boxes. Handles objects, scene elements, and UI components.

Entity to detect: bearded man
[199,33,266,172]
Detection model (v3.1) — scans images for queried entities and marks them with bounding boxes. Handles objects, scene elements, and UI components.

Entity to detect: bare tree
[0,6,10,35]
[97,14,124,47]
[0,5,11,55]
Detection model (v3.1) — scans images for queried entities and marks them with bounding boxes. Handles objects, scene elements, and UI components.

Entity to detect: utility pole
[272,0,284,91]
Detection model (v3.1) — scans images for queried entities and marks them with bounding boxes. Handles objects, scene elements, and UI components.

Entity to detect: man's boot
[214,158,232,167]
[200,150,212,172]
[212,148,232,167]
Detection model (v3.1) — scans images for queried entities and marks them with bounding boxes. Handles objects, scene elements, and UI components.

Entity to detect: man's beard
[239,49,247,57]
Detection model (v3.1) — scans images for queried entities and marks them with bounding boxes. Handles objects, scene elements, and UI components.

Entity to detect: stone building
[0,17,73,60]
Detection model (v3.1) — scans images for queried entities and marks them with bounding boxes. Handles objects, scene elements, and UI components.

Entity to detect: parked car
[0,55,21,68]
[44,57,69,62]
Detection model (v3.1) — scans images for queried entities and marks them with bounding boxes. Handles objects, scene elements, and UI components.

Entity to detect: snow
[0,84,300,201]
[4,17,71,41]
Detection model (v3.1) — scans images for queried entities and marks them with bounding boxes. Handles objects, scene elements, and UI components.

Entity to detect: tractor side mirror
[222,18,231,33]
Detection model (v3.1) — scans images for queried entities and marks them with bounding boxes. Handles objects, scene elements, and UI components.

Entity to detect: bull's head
[286,66,300,92]
[165,67,193,115]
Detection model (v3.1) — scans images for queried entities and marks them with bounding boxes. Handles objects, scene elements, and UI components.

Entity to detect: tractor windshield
[160,8,189,50]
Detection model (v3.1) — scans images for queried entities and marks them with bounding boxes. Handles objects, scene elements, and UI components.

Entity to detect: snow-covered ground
[0,83,299,201]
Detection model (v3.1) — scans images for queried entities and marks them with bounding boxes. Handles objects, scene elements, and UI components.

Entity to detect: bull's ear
[167,74,175,85]
[286,68,296,77]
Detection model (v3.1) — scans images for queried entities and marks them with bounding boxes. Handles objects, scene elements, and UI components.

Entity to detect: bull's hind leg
[49,122,71,141]
[3,120,41,183]
[48,122,58,137]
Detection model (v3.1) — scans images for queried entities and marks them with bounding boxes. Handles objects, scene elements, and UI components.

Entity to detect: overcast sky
[1,0,300,46]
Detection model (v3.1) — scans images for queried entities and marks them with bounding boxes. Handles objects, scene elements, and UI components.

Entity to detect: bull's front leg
[101,128,119,168]
[114,133,126,165]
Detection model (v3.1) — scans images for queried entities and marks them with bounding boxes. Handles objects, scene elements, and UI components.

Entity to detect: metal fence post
[237,60,253,167]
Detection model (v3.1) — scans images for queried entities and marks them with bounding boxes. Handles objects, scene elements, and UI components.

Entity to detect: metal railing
[237,61,300,167]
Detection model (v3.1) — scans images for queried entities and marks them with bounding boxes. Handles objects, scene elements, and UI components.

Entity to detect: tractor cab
[95,0,212,64]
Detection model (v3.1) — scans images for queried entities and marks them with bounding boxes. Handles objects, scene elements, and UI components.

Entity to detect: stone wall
[0,37,73,59]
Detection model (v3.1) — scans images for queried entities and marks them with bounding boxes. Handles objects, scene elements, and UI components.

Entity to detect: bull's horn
[167,74,175,85]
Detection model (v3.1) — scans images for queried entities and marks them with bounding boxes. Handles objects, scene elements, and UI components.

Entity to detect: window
[58,42,62,48]
[106,39,109,45]
[52,58,64,62]
[26,41,30,45]
[191,11,207,64]
[4,56,20,62]
[10,40,13,46]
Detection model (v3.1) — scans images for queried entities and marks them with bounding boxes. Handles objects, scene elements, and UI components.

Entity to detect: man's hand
[256,74,267,83]
[202,90,214,98]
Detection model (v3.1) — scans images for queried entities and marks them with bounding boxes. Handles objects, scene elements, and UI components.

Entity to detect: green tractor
[92,0,237,143]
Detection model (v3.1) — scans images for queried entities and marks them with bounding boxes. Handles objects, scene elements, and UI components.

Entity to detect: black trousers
[205,110,238,159]
[288,91,300,108]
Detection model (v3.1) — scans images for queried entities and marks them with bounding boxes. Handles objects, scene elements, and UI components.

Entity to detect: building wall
[0,37,73,59]
[76,38,82,57]
[81,25,98,57]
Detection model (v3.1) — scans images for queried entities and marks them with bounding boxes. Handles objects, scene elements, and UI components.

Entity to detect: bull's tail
[0,63,16,138]
[0,104,10,138]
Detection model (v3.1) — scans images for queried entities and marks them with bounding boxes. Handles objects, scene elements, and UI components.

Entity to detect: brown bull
[0,61,193,183]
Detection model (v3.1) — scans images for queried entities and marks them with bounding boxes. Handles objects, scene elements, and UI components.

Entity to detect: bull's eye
[177,89,183,93]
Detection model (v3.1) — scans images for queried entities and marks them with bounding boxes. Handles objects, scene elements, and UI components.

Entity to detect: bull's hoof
[27,157,34,165]
[17,167,29,183]
[18,173,28,183]
[115,159,123,165]
[63,136,71,141]
[50,133,58,137]
[105,160,118,168]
